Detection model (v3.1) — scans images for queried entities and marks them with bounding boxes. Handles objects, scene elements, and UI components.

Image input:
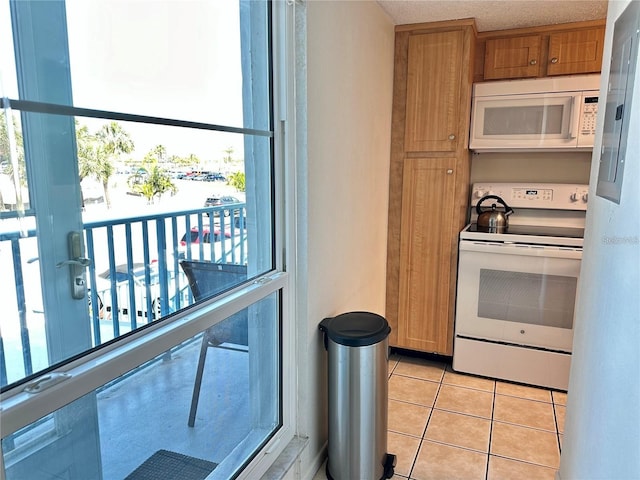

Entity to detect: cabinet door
[397,157,456,354]
[404,31,463,152]
[547,27,605,76]
[484,35,541,80]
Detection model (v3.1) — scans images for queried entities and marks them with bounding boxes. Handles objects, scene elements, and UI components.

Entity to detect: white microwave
[469,74,600,151]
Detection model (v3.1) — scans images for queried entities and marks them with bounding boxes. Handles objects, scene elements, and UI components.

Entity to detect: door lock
[56,231,91,299]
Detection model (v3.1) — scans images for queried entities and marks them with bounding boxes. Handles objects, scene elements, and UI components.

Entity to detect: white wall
[559,1,640,478]
[294,1,395,478]
[470,151,592,185]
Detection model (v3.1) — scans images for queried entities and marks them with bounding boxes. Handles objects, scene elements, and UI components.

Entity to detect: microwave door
[470,92,579,150]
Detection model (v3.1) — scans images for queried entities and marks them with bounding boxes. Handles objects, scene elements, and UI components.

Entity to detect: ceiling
[376,0,609,32]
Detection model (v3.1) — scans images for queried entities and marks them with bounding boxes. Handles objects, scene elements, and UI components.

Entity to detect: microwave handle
[568,95,577,140]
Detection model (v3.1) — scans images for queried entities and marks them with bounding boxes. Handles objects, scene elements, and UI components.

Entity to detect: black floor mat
[125,449,217,480]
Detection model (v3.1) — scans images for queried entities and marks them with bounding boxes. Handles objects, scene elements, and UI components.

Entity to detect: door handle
[56,231,91,299]
[56,258,91,267]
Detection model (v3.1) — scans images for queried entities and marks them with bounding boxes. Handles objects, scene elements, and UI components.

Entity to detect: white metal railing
[0,202,248,388]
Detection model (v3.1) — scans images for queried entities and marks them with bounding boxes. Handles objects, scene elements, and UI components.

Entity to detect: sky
[1,0,246,163]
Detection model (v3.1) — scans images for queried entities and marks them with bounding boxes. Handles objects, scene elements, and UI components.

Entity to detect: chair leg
[188,332,210,427]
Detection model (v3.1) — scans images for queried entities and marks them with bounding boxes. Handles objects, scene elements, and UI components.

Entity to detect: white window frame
[0,0,297,477]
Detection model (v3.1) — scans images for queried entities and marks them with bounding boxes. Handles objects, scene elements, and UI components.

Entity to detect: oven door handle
[459,241,582,259]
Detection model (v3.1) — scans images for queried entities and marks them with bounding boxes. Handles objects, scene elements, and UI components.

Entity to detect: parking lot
[83,175,246,220]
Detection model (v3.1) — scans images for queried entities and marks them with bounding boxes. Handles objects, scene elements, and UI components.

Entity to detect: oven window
[478,269,577,329]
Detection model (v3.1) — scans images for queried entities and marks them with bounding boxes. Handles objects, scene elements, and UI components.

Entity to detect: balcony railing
[0,203,248,388]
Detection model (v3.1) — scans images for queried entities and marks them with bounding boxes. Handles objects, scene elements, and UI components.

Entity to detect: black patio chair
[179,260,248,427]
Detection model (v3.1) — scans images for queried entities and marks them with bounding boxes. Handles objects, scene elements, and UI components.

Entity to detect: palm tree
[227,171,245,192]
[134,164,177,203]
[96,122,134,207]
[76,122,95,182]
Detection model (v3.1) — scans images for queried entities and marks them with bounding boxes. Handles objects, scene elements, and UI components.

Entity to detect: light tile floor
[316,352,567,480]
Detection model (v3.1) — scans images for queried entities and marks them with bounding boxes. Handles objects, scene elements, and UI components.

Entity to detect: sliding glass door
[1,1,290,478]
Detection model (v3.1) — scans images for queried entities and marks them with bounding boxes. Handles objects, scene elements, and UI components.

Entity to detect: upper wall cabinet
[547,27,605,76]
[478,20,606,82]
[484,35,541,80]
[405,30,465,152]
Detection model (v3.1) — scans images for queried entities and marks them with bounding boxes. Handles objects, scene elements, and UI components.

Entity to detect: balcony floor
[97,337,250,479]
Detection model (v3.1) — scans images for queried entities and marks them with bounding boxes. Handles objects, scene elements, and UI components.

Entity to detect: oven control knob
[520,330,526,335]
[570,193,579,202]
[582,192,589,203]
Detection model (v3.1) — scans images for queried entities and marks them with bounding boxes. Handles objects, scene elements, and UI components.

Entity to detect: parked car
[203,195,241,217]
[81,179,105,205]
[90,262,183,328]
[180,226,231,246]
[178,226,247,263]
[205,173,226,182]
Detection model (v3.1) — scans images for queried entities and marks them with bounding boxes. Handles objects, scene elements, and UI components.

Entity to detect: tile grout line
[390,359,448,480]
[483,380,497,480]
[552,401,563,456]
[407,366,445,480]
[391,356,564,478]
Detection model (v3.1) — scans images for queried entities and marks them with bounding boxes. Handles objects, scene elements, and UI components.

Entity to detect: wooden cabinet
[405,31,464,152]
[478,20,606,81]
[397,158,457,352]
[547,27,605,76]
[386,21,474,355]
[484,35,541,80]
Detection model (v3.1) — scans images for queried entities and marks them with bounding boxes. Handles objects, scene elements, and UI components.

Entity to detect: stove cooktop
[460,223,584,248]
[464,223,584,239]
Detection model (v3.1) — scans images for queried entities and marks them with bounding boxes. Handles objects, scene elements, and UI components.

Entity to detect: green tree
[227,171,245,192]
[0,113,25,211]
[0,111,25,183]
[151,145,167,164]
[185,153,200,167]
[223,147,234,164]
[95,121,134,207]
[133,164,177,203]
[76,122,96,182]
[132,148,177,203]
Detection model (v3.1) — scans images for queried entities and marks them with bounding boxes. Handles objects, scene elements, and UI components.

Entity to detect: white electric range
[453,183,589,390]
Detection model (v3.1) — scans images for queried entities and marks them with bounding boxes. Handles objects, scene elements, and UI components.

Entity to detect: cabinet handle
[529,59,537,65]
[550,57,559,64]
[446,169,454,175]
[448,134,456,140]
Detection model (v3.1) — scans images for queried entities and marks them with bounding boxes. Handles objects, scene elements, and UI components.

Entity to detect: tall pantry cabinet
[386,20,476,355]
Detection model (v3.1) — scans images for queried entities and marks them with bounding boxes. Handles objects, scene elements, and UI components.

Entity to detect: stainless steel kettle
[475,195,514,233]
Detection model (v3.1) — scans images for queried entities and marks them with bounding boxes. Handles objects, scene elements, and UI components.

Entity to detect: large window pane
[1,115,273,388]
[0,0,274,390]
[2,292,281,479]
[64,0,271,131]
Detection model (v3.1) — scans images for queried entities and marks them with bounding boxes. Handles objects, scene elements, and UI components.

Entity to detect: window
[1,1,293,478]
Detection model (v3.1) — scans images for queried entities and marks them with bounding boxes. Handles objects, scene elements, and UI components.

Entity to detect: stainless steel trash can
[319,312,396,480]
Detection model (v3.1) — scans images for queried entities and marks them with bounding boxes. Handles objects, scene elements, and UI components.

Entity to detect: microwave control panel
[578,93,599,139]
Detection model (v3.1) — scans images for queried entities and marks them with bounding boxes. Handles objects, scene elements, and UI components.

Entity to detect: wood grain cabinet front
[547,27,605,76]
[404,30,465,153]
[477,20,606,81]
[484,35,542,80]
[396,158,457,353]
[386,20,475,356]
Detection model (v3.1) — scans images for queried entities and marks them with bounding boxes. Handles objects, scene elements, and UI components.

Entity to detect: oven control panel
[472,183,589,210]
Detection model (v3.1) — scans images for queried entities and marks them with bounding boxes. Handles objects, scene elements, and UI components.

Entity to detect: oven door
[455,241,582,352]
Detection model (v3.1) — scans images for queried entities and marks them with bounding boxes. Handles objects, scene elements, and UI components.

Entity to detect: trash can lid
[319,311,390,347]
